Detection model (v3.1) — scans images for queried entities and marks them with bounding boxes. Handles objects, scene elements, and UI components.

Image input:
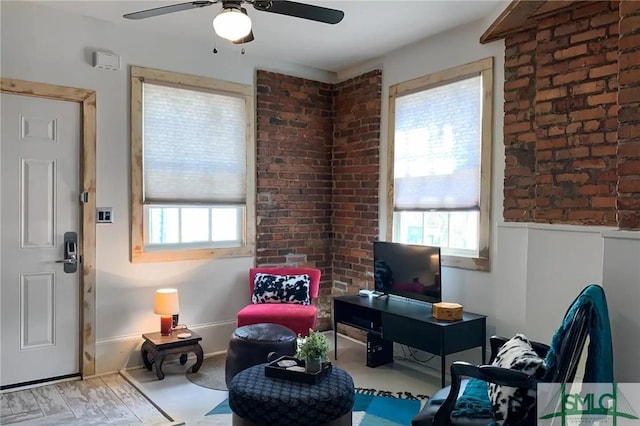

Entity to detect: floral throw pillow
[252,273,311,305]
[488,334,546,425]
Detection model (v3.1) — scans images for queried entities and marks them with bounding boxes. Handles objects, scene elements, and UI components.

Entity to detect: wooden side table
[141,329,203,380]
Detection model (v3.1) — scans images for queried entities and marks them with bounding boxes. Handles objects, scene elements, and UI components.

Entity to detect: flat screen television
[373,241,441,304]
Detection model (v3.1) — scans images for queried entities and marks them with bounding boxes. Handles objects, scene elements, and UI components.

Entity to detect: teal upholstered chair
[412,284,613,426]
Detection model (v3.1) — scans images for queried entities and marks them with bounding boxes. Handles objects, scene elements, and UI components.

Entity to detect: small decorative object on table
[265,355,332,384]
[432,302,463,321]
[296,329,330,373]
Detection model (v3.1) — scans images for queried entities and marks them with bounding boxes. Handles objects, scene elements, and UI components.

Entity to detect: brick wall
[504,1,623,225]
[255,70,382,330]
[332,70,382,298]
[255,70,334,328]
[503,29,538,222]
[617,0,640,229]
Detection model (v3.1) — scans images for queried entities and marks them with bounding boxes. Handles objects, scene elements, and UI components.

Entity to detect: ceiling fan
[123,1,344,44]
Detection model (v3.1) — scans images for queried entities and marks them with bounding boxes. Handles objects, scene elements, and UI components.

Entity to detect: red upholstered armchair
[236,267,321,337]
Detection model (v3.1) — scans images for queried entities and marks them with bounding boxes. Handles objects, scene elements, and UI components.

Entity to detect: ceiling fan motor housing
[222,0,244,11]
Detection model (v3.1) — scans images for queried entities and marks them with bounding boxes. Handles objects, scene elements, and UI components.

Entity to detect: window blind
[143,82,246,204]
[394,76,481,211]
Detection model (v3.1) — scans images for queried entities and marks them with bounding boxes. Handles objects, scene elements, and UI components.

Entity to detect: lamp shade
[213,7,252,41]
[154,289,179,315]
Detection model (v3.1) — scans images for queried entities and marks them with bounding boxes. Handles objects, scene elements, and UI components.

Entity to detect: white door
[1,93,81,387]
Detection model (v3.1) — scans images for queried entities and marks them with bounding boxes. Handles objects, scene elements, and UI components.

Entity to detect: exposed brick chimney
[617,0,640,229]
[255,70,382,330]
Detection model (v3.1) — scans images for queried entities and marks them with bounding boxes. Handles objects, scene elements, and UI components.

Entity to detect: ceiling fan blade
[123,1,217,20]
[252,1,344,24]
[232,30,255,44]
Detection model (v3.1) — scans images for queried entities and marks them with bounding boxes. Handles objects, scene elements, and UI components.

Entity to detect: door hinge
[80,192,89,203]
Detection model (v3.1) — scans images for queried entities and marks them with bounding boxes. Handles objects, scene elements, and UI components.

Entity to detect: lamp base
[160,316,173,335]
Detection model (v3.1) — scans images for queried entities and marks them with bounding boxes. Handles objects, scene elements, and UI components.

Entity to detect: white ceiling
[37,0,506,72]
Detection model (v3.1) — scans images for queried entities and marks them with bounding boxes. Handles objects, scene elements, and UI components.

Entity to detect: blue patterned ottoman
[228,363,355,426]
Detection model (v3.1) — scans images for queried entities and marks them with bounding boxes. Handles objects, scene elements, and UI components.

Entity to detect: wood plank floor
[0,374,172,425]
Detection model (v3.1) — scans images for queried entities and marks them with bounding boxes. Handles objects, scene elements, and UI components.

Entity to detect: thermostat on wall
[93,51,121,71]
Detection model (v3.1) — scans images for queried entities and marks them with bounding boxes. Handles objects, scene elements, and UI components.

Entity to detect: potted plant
[296,329,330,373]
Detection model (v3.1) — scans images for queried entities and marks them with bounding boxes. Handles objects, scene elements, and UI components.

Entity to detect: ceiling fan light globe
[213,8,252,42]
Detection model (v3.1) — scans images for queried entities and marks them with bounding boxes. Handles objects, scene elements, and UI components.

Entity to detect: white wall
[1,1,333,374]
[602,231,640,382]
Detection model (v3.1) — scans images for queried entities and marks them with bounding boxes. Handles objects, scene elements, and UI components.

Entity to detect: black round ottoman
[228,363,355,426]
[225,323,297,386]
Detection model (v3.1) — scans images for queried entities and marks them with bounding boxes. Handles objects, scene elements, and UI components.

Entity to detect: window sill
[441,254,489,272]
[130,244,255,263]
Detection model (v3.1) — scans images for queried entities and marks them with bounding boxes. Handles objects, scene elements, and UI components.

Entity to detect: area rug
[205,389,426,426]
[186,353,227,391]
[185,353,435,400]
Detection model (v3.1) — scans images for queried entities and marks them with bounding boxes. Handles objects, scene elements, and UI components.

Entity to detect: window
[130,66,255,262]
[387,58,493,271]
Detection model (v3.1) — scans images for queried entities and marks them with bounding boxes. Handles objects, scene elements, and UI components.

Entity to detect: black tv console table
[333,294,486,388]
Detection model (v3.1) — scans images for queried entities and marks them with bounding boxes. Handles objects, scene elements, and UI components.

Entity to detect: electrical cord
[396,344,436,364]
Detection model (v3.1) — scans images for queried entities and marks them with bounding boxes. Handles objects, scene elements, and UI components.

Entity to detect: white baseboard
[95,320,236,375]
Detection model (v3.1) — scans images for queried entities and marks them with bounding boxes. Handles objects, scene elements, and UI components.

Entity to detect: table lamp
[154,288,179,335]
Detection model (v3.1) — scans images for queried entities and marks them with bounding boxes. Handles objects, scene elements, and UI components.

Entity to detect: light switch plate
[97,207,113,223]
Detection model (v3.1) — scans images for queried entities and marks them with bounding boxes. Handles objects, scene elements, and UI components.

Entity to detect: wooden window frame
[130,66,256,263]
[387,57,494,271]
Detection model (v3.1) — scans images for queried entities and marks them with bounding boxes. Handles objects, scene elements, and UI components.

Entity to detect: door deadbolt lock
[56,231,78,273]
